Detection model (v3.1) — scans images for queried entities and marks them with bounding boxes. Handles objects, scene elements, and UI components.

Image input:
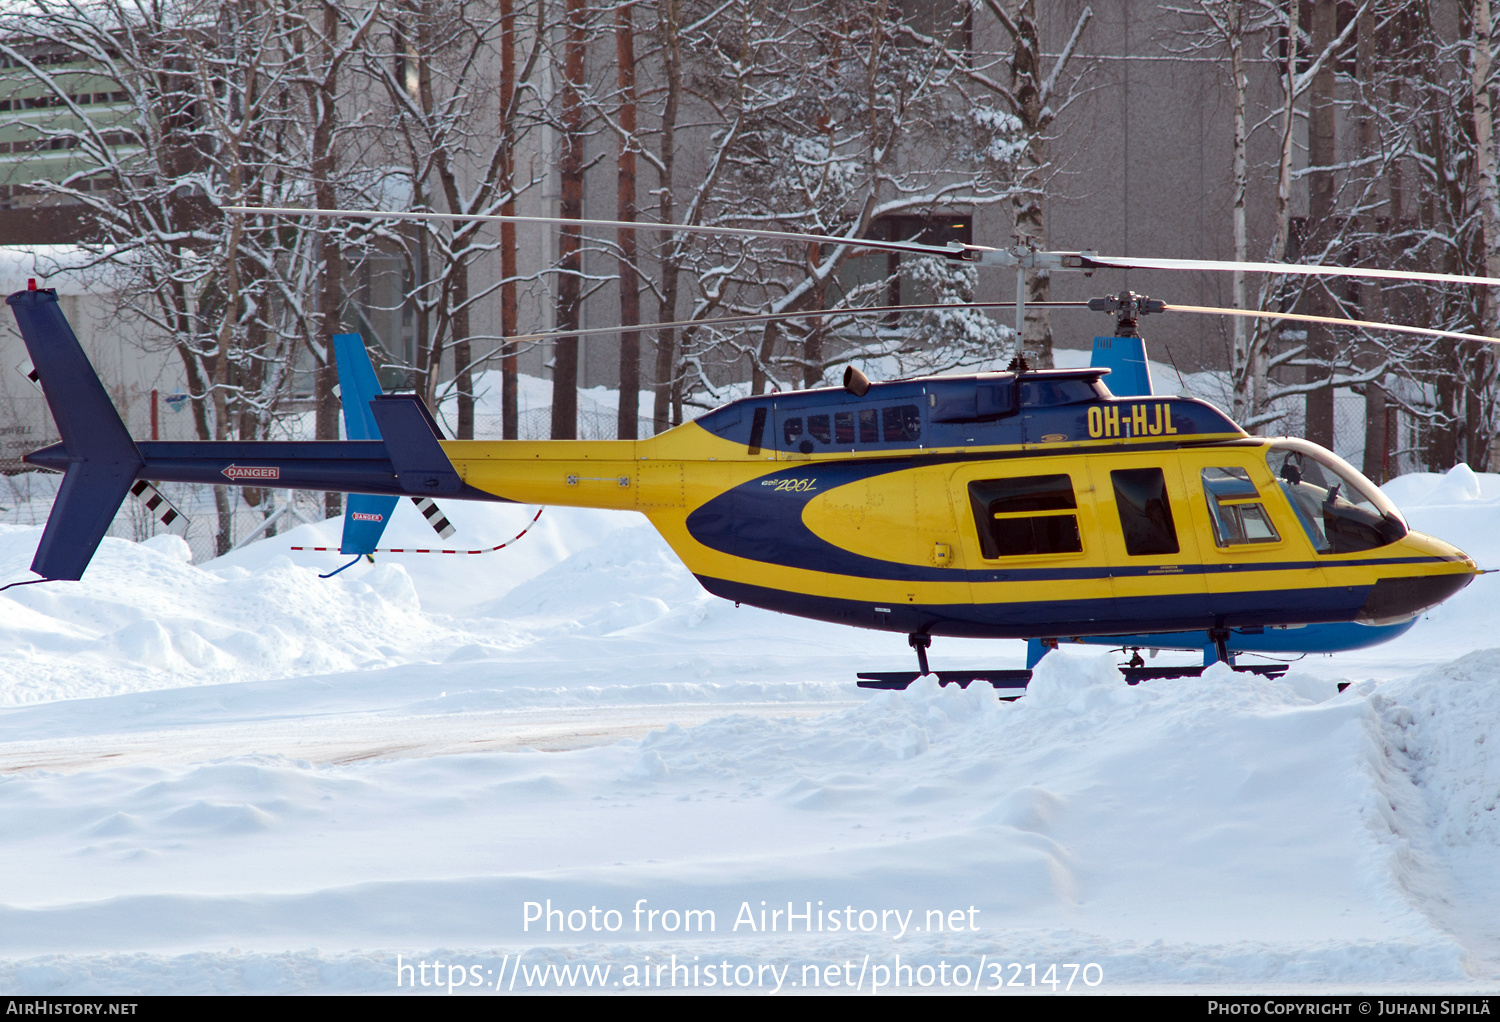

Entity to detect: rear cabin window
[882,404,922,443]
[1202,467,1279,547]
[782,406,917,449]
[968,475,1083,558]
[1111,467,1180,555]
[807,414,832,445]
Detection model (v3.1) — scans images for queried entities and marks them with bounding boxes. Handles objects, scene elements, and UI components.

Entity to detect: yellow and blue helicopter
[7,211,1487,694]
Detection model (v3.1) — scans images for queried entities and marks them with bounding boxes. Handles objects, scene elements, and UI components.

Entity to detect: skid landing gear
[856,633,1033,697]
[1120,663,1288,684]
[857,633,1290,696]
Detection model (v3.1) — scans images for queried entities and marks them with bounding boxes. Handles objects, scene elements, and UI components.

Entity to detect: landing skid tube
[856,670,1033,693]
[1120,664,1288,683]
[856,663,1289,695]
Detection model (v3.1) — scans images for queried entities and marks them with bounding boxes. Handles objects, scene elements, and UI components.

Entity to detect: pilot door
[1175,448,1331,629]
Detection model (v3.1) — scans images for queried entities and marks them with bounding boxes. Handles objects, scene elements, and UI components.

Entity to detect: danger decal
[222,464,280,481]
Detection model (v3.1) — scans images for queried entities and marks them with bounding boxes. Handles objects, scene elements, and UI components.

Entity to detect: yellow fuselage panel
[439,427,1473,630]
[441,424,765,512]
[800,465,957,569]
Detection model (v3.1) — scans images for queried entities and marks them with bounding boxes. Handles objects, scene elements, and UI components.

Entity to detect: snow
[0,470,1499,993]
[0,245,132,296]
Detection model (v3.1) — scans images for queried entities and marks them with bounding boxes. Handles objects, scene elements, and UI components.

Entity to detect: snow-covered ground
[1,468,1499,994]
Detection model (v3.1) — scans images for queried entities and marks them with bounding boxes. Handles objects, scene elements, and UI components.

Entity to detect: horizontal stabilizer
[9,287,143,580]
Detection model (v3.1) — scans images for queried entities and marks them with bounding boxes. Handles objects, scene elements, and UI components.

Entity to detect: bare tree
[975,0,1093,368]
[615,0,642,441]
[365,0,545,438]
[550,0,588,439]
[641,0,1032,410]
[0,0,366,550]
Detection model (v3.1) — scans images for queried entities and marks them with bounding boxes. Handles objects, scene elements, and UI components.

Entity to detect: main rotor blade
[493,301,1089,346]
[1166,303,1500,346]
[227,204,1500,287]
[1090,255,1500,289]
[223,204,985,262]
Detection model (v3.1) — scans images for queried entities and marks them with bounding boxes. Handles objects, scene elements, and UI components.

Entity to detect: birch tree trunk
[1469,0,1499,468]
[1229,3,1252,423]
[311,0,342,518]
[1009,0,1052,367]
[1304,0,1337,450]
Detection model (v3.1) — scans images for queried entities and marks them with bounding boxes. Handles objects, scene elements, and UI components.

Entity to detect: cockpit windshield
[1266,440,1407,554]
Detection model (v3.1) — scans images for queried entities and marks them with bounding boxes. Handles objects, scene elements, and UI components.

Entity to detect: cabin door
[951,459,1115,636]
[1086,454,1210,635]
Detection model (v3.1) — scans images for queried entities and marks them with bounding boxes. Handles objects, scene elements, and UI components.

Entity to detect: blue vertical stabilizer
[1090,336,1153,397]
[334,333,399,555]
[9,288,144,580]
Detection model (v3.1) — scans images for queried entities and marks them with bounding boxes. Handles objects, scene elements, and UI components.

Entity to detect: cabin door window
[967,475,1083,558]
[1110,467,1180,555]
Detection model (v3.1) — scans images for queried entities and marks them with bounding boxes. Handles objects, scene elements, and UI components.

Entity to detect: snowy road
[0,470,1498,994]
[0,698,846,772]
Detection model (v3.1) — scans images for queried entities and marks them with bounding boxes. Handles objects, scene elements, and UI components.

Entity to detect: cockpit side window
[1266,444,1406,553]
[1202,467,1280,547]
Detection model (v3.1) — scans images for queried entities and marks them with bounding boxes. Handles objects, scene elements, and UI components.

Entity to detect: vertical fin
[8,288,143,580]
[332,333,400,555]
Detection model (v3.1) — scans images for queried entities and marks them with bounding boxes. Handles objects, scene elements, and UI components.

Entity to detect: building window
[836,213,973,313]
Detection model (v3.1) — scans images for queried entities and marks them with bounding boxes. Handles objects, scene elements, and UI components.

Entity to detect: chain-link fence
[0,470,329,567]
[0,378,648,567]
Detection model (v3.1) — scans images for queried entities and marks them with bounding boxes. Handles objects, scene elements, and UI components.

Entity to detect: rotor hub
[1087,291,1166,337]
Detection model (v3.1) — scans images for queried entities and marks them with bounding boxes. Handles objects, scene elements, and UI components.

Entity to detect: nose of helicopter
[1355,530,1476,624]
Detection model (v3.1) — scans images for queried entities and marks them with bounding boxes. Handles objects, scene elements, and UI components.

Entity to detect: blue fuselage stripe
[696,575,1380,639]
[684,457,1452,584]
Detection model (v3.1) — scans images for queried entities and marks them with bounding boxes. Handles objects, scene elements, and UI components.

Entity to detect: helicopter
[5,208,1487,694]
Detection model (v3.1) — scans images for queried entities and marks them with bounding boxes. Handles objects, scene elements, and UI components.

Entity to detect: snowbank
[0,472,1497,991]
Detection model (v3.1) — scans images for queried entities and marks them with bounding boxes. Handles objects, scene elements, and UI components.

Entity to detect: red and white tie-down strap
[290,506,545,555]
